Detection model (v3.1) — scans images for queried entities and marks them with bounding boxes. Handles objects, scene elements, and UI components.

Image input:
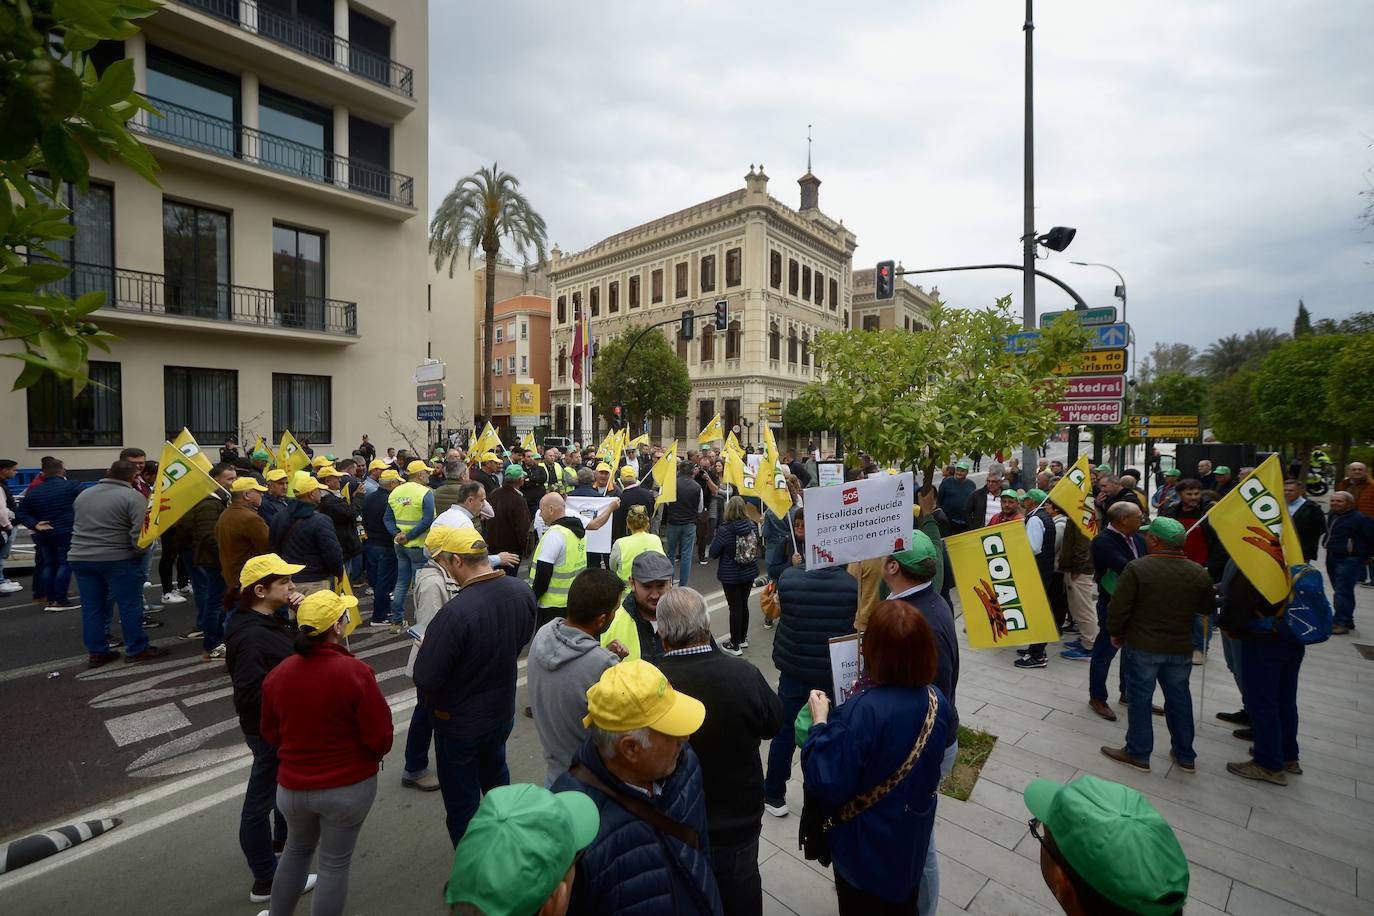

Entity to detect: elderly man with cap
[937,459,976,533]
[257,468,290,525]
[1212,465,1236,497]
[316,465,362,575]
[267,475,343,602]
[601,550,676,663]
[553,660,721,916]
[486,463,533,577]
[612,464,656,540]
[1101,516,1215,773]
[247,447,273,483]
[413,526,538,846]
[362,469,402,626]
[472,451,503,498]
[1025,775,1189,915]
[360,458,387,496]
[216,476,270,613]
[1153,467,1182,511]
[445,783,600,916]
[384,459,437,626]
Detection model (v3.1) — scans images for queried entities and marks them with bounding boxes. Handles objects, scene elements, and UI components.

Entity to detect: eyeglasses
[1028,817,1045,844]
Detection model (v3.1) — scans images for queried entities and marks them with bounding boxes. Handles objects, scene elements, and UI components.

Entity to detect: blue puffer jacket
[773,564,858,688]
[17,476,80,539]
[763,506,798,581]
[554,738,723,916]
[709,519,760,584]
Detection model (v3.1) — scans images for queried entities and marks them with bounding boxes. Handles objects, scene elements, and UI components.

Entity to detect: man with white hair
[1325,490,1374,634]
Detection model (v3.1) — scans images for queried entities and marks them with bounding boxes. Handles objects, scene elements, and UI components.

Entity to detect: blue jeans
[72,558,148,656]
[403,703,433,776]
[1327,555,1362,627]
[33,532,72,602]
[391,545,427,621]
[191,564,227,651]
[1121,645,1195,765]
[345,552,364,586]
[764,672,827,803]
[1241,637,1304,771]
[1192,613,1215,653]
[918,739,960,916]
[364,543,397,621]
[241,734,287,883]
[1221,630,1245,697]
[663,523,696,587]
[1088,597,1126,702]
[433,718,514,846]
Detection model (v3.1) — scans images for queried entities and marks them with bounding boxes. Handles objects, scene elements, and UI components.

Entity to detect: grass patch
[940,726,997,801]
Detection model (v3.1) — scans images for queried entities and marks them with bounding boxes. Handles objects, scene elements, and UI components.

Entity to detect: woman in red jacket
[259,591,393,916]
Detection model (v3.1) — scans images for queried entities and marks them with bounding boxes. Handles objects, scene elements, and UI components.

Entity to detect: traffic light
[714,299,729,331]
[680,309,694,340]
[875,260,895,300]
[612,405,623,429]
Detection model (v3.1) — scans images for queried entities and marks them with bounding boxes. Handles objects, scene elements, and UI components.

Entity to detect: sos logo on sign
[842,487,859,506]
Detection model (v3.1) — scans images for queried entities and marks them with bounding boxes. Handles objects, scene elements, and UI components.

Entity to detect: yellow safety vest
[388,481,430,548]
[615,532,665,583]
[601,606,642,662]
[529,525,586,608]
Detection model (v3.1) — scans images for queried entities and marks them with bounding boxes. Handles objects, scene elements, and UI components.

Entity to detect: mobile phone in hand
[406,626,423,642]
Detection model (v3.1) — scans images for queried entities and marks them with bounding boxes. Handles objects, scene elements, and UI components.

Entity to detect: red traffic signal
[875,260,895,300]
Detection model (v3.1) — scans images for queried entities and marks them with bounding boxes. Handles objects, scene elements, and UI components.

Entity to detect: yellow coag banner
[1047,455,1099,540]
[1208,454,1304,603]
[946,520,1060,649]
[652,441,678,507]
[138,441,223,548]
[697,414,723,445]
[171,428,213,473]
[473,422,502,456]
[277,431,310,476]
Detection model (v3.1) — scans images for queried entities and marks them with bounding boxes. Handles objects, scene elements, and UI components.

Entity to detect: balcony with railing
[175,0,413,97]
[132,96,414,209]
[59,261,358,338]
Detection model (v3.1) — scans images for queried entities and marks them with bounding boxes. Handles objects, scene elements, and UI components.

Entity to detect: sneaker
[251,874,314,904]
[107,636,124,649]
[1357,581,1374,589]
[88,651,121,669]
[161,591,187,605]
[752,576,768,588]
[1192,650,1205,665]
[401,772,441,792]
[764,799,789,817]
[203,645,226,661]
[1013,654,1047,669]
[368,620,392,628]
[179,584,194,595]
[1226,760,1286,785]
[143,580,153,588]
[738,639,749,649]
[1060,638,1083,651]
[0,580,23,594]
[762,617,775,630]
[1216,709,1250,725]
[142,617,164,629]
[143,603,164,614]
[45,600,80,612]
[1169,752,1196,773]
[1331,624,1351,635]
[125,646,170,663]
[699,559,708,565]
[1101,746,1150,771]
[1059,646,1092,661]
[719,641,743,657]
[179,628,204,640]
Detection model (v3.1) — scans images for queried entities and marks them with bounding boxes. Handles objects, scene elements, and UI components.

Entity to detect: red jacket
[260,642,394,790]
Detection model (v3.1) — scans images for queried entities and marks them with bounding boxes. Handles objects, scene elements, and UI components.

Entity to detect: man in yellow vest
[384,460,436,625]
[530,492,617,628]
[541,448,576,497]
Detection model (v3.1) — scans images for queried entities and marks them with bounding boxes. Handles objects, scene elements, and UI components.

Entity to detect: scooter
[1306,463,1331,497]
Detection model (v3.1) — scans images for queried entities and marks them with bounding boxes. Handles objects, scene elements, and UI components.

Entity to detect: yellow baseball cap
[380,469,403,483]
[619,466,638,480]
[316,465,343,479]
[583,659,705,736]
[595,463,613,473]
[480,452,500,463]
[294,475,322,496]
[238,552,305,588]
[231,477,267,493]
[406,460,429,475]
[368,458,389,471]
[296,590,359,637]
[264,468,288,482]
[427,525,488,556]
[310,455,331,468]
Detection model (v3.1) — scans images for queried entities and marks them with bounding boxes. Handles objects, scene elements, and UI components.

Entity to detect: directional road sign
[1129,414,1199,426]
[1055,400,1123,424]
[1061,374,1126,400]
[417,383,445,403]
[417,404,444,422]
[1007,322,1130,353]
[1039,306,1119,328]
[1129,426,1198,439]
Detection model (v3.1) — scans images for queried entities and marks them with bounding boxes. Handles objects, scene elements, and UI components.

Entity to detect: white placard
[565,496,616,554]
[829,633,865,705]
[817,462,845,487]
[803,471,915,569]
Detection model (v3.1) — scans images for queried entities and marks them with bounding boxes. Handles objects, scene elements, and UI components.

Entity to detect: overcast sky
[429,1,1374,358]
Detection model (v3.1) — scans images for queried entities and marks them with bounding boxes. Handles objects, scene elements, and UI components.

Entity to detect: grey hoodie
[68,478,147,562]
[528,617,618,786]
[407,561,460,677]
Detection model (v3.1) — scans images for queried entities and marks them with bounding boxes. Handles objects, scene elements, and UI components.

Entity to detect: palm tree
[1200,334,1248,379]
[429,164,547,423]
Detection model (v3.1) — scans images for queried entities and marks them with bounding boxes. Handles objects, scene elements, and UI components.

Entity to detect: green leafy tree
[1253,335,1350,477]
[1207,369,1273,445]
[2,0,162,390]
[1325,332,1374,477]
[1293,299,1312,336]
[804,298,1088,489]
[587,326,691,434]
[429,163,547,422]
[1313,311,1374,335]
[1136,342,1197,383]
[782,390,826,438]
[1199,328,1286,381]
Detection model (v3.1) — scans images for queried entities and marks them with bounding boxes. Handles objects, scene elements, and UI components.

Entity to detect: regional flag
[1047,455,1099,540]
[474,421,502,456]
[946,521,1060,649]
[138,441,224,548]
[652,441,678,507]
[762,424,780,462]
[1207,454,1304,603]
[277,431,310,477]
[697,414,723,445]
[171,428,213,473]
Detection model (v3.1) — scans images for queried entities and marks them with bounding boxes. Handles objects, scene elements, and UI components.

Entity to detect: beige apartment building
[547,165,857,449]
[851,267,937,332]
[1,0,434,469]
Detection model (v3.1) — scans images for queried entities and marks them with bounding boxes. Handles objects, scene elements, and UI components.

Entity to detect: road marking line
[104,704,192,748]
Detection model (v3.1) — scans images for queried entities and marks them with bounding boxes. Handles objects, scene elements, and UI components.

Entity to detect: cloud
[428,0,1374,355]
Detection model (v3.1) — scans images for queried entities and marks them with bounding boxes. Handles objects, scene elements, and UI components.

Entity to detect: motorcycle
[1306,460,1332,497]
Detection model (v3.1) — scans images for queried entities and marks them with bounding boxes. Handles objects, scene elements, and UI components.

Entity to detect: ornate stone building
[851,267,938,332]
[548,165,857,448]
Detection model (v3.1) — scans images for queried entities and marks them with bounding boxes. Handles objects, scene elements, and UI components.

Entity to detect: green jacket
[1107,554,1214,655]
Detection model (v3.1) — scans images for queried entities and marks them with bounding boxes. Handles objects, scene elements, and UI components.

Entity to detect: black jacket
[1289,500,1325,563]
[268,500,343,581]
[224,610,295,736]
[612,482,656,541]
[319,491,361,560]
[520,463,548,512]
[361,488,392,544]
[964,486,1001,531]
[773,564,858,688]
[709,519,760,585]
[662,475,703,527]
[1219,560,1283,640]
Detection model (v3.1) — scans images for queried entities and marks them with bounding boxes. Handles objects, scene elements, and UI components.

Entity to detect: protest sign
[565,496,616,553]
[946,520,1059,648]
[828,633,865,705]
[817,462,845,487]
[802,471,914,569]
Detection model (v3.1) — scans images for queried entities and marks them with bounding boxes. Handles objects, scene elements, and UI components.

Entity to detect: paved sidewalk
[757,582,1374,915]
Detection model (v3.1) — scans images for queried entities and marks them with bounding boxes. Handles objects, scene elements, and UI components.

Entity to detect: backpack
[734,525,760,565]
[1251,564,1332,645]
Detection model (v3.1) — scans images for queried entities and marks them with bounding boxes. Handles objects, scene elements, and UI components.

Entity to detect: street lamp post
[1021,0,1038,479]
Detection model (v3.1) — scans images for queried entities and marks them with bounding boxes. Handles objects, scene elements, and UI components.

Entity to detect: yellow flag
[138,441,223,548]
[1047,455,1099,541]
[474,421,502,456]
[596,430,619,462]
[251,435,270,464]
[652,441,678,507]
[628,433,649,449]
[946,521,1060,649]
[754,449,794,519]
[697,414,723,445]
[724,431,744,460]
[521,432,537,454]
[171,428,213,473]
[335,571,363,632]
[762,424,779,462]
[277,431,310,477]
[1207,454,1304,603]
[341,481,351,503]
[723,449,746,490]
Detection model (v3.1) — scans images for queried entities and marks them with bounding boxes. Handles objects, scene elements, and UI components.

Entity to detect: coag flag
[521,432,537,454]
[596,430,619,463]
[251,435,270,464]
[1047,455,1099,540]
[723,448,746,490]
[724,432,744,461]
[946,521,1060,649]
[171,428,213,473]
[277,431,310,477]
[138,441,224,548]
[762,424,780,463]
[1208,454,1304,603]
[751,448,793,518]
[473,422,502,456]
[335,571,364,632]
[627,433,649,449]
[697,414,723,445]
[652,441,678,507]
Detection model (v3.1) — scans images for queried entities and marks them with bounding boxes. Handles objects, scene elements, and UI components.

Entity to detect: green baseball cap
[1024,488,1048,503]
[503,463,527,481]
[1094,464,1112,473]
[251,449,271,461]
[955,459,972,471]
[1143,516,1187,545]
[1164,468,1181,477]
[1214,465,1231,474]
[1025,775,1189,915]
[445,784,600,914]
[890,530,938,576]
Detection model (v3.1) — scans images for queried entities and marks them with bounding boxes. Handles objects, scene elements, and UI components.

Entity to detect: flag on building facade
[138,441,224,548]
[1207,454,1303,603]
[946,521,1060,649]
[1047,455,1099,540]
